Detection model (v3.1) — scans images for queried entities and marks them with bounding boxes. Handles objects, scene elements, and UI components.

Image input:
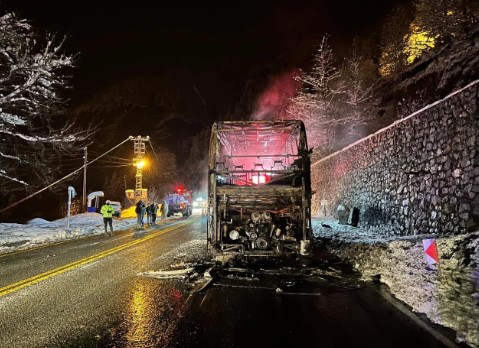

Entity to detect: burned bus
[207,120,312,263]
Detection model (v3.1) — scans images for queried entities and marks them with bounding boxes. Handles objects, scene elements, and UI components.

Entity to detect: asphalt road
[0,216,462,348]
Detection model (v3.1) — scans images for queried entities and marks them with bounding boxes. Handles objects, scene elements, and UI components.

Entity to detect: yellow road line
[0,218,197,297]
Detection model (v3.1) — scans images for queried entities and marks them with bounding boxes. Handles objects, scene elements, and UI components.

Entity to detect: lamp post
[130,135,149,202]
[134,159,146,201]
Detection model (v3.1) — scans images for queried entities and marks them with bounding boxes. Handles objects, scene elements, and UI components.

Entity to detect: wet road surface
[169,274,458,348]
[0,217,206,347]
[0,216,462,348]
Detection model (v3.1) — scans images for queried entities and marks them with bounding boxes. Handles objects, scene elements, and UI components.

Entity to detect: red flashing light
[252,174,270,184]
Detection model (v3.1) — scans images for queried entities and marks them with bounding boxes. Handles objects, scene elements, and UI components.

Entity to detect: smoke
[196,157,209,199]
[251,69,301,120]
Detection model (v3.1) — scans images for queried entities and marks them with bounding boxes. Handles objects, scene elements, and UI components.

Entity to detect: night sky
[2,1,398,132]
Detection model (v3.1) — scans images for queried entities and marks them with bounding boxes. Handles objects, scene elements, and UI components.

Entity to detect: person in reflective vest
[100,200,114,236]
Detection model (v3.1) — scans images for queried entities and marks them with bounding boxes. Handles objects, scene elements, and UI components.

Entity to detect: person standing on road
[146,203,152,225]
[141,202,147,227]
[161,199,168,221]
[100,200,114,236]
[135,200,145,228]
[150,202,159,224]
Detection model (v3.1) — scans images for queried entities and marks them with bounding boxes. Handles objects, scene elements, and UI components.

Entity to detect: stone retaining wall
[311,81,479,236]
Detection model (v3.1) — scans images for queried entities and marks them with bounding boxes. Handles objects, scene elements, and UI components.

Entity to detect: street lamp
[135,160,146,168]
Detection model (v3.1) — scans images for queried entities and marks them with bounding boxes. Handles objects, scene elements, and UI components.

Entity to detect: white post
[82,147,87,212]
[67,186,76,229]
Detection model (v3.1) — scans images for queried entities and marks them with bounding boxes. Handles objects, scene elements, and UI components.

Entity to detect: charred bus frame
[207,120,312,262]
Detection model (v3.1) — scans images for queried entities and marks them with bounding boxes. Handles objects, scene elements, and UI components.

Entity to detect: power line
[88,164,131,169]
[0,137,132,214]
[148,140,160,163]
[92,159,132,165]
[87,152,132,162]
[45,158,85,163]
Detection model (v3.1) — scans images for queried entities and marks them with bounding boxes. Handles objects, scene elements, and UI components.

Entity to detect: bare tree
[337,39,380,141]
[142,148,179,201]
[287,35,380,156]
[180,126,210,194]
[0,12,92,193]
[286,35,342,151]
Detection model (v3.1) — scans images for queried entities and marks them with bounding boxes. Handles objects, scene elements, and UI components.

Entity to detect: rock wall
[311,81,479,236]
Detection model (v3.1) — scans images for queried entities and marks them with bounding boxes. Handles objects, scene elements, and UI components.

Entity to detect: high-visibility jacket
[100,204,114,218]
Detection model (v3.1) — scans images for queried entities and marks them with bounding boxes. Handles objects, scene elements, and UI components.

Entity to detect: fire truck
[165,187,193,217]
[207,120,312,263]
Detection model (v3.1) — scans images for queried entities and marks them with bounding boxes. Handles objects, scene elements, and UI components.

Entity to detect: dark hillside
[379,23,479,120]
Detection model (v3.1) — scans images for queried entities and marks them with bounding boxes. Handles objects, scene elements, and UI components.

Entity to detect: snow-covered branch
[287,35,380,155]
[0,170,28,185]
[0,12,93,192]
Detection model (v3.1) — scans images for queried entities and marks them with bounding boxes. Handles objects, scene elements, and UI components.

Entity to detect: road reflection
[104,277,189,348]
[125,281,151,347]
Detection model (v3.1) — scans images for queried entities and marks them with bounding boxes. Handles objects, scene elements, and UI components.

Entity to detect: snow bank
[313,218,479,348]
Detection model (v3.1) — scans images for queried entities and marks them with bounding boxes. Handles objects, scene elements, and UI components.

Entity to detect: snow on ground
[0,205,201,255]
[0,211,137,254]
[312,217,479,348]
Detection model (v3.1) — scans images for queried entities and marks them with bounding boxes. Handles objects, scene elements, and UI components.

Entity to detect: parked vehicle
[109,201,122,218]
[207,120,312,263]
[165,188,192,217]
[192,197,207,215]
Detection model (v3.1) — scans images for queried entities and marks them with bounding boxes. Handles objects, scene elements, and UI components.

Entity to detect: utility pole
[83,147,87,212]
[130,135,150,202]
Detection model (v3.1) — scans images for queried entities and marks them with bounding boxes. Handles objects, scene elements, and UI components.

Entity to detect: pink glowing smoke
[252,69,301,120]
